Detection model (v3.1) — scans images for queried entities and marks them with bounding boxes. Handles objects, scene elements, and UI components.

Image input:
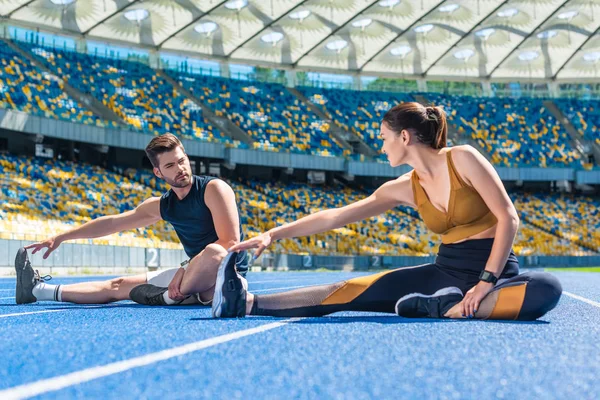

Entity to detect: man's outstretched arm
[25,197,162,258]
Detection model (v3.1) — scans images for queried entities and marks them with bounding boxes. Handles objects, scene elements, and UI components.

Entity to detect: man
[16,133,248,306]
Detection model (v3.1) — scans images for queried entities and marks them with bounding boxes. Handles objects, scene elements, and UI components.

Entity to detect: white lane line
[0,296,15,300]
[563,291,600,309]
[0,309,72,319]
[0,303,135,319]
[0,318,301,400]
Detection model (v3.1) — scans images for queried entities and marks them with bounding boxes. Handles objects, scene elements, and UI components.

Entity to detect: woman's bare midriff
[450,224,497,244]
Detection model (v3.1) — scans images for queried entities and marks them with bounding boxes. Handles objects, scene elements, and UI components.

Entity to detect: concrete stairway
[544,99,597,165]
[156,69,254,146]
[287,87,377,158]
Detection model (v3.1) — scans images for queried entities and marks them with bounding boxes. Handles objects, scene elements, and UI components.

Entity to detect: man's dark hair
[145,134,183,168]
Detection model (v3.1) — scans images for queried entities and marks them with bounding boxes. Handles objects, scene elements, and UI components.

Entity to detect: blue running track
[0,271,598,399]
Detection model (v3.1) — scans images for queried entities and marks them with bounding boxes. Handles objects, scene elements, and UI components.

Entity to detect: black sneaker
[129,284,170,306]
[395,287,463,318]
[212,252,247,318]
[15,247,52,304]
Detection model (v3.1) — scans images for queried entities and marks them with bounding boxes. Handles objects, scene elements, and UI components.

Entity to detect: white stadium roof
[1,0,599,82]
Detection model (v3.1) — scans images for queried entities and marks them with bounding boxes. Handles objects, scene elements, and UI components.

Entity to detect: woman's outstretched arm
[229,174,414,257]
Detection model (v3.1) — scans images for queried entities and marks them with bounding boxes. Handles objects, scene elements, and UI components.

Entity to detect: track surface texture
[0,270,598,400]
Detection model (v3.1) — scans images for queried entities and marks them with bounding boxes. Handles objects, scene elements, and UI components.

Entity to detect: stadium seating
[3,39,599,168]
[0,40,111,127]
[514,192,600,253]
[0,152,595,256]
[425,93,587,168]
[171,71,348,157]
[554,98,600,145]
[0,153,179,248]
[298,86,414,157]
[18,42,235,146]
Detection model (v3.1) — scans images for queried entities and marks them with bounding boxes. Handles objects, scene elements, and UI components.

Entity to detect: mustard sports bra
[411,150,497,244]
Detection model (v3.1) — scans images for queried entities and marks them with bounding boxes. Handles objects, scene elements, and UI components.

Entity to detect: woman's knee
[520,272,562,320]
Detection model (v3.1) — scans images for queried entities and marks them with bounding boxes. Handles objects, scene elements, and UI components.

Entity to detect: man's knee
[107,276,143,301]
[203,243,228,265]
[106,277,128,301]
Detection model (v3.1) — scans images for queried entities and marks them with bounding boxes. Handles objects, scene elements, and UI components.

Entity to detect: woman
[212,102,562,321]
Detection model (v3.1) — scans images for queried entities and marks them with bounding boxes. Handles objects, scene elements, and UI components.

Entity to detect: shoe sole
[394,286,463,315]
[14,248,31,304]
[212,252,235,318]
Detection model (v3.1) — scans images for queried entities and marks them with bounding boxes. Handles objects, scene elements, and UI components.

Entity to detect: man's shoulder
[195,174,219,185]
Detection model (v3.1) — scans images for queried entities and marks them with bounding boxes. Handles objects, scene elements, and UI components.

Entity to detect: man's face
[154,146,193,188]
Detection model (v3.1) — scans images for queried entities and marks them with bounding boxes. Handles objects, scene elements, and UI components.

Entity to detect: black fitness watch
[479,270,498,284]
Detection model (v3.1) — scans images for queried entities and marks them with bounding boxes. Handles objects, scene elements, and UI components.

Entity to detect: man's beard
[167,173,192,188]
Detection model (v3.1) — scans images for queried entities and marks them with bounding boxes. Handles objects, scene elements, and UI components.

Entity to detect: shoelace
[34,269,52,283]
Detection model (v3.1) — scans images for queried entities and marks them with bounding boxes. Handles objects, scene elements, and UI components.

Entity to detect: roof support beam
[82,0,142,36]
[6,0,37,18]
[552,26,600,80]
[225,0,312,59]
[423,0,509,76]
[157,1,228,49]
[358,0,445,72]
[488,0,570,78]
[292,0,380,68]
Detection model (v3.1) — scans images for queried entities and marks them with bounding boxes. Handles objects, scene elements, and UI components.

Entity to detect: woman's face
[380,122,407,168]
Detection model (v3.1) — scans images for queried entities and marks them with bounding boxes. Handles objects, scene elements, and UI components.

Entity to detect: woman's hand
[461,281,495,318]
[25,236,63,259]
[229,232,273,259]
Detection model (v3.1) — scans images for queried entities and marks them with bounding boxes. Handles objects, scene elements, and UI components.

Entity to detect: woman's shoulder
[448,145,493,186]
[394,171,415,185]
[449,145,487,167]
[448,144,478,157]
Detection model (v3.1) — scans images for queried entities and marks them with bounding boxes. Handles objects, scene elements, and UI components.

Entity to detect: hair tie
[426,107,437,120]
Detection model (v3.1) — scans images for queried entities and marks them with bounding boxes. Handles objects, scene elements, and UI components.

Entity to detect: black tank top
[159,175,248,275]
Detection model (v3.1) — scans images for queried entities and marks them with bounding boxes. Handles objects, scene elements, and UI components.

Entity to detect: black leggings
[251,240,563,321]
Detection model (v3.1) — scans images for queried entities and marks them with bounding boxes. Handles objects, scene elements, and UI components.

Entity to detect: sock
[32,283,63,302]
[162,291,185,305]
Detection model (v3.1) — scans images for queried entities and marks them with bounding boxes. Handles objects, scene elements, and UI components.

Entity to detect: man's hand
[461,281,495,318]
[168,268,186,301]
[24,236,63,259]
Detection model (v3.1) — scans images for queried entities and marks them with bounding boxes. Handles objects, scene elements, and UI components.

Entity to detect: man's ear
[153,166,163,178]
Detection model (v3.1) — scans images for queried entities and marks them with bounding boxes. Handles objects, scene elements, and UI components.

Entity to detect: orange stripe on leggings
[488,283,527,320]
[321,270,395,305]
